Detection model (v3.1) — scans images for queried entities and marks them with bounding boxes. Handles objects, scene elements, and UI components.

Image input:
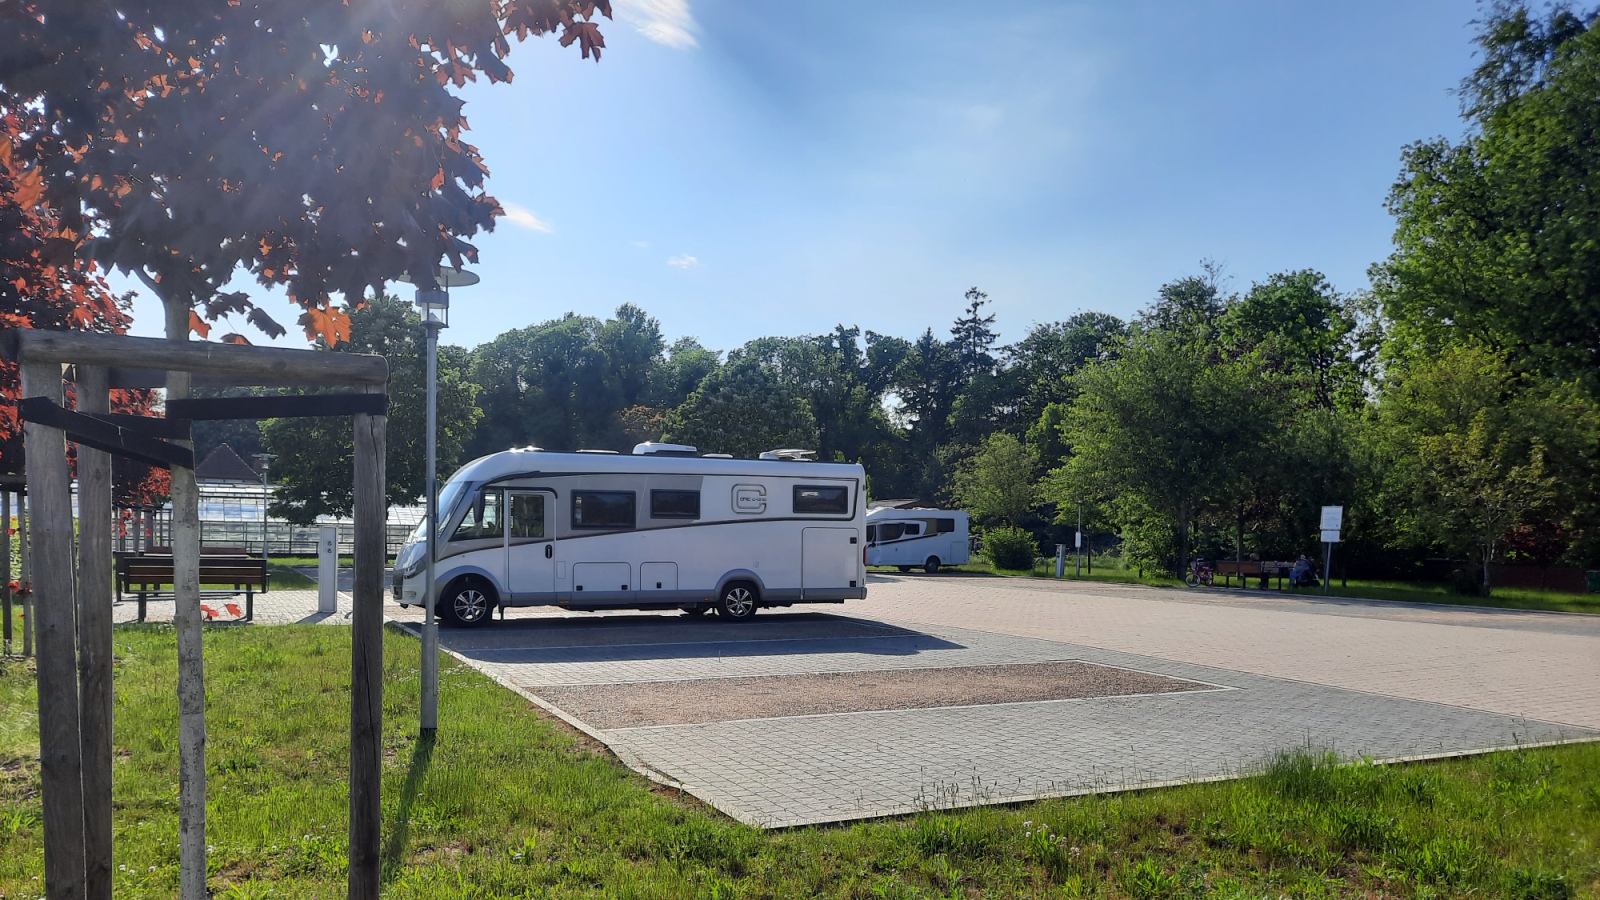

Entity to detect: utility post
[254,453,275,571]
[1076,500,1083,577]
[399,265,477,732]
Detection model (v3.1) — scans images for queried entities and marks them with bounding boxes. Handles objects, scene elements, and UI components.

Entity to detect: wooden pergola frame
[2,328,390,900]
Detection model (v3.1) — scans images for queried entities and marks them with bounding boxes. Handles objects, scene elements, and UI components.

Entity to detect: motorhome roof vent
[510,445,544,452]
[576,449,619,454]
[632,442,699,457]
[702,453,733,458]
[758,448,816,461]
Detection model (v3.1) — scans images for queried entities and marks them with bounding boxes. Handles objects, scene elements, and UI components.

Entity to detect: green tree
[1054,327,1278,574]
[949,433,1039,526]
[1220,270,1363,410]
[1373,346,1595,591]
[468,313,623,455]
[657,336,721,408]
[1138,262,1228,342]
[660,356,818,459]
[950,286,998,380]
[1007,312,1127,424]
[263,295,480,522]
[595,303,666,409]
[1379,4,1600,388]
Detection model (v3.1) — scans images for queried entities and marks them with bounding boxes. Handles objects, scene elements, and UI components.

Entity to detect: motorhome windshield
[411,478,471,543]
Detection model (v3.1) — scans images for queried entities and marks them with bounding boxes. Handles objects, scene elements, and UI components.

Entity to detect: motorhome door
[507,490,556,600]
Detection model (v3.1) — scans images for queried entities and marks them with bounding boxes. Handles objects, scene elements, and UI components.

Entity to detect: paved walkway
[111,588,355,625]
[402,575,1600,827]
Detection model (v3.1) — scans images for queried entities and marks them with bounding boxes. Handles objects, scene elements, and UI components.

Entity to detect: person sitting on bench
[1289,554,1318,588]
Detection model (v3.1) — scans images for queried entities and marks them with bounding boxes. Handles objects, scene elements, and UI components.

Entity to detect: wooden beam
[87,413,190,440]
[104,368,355,390]
[18,398,193,470]
[167,393,388,421]
[22,362,86,900]
[3,328,387,386]
[349,388,386,899]
[75,366,115,900]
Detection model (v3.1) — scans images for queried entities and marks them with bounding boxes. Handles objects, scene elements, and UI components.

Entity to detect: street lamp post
[254,453,276,569]
[400,266,477,732]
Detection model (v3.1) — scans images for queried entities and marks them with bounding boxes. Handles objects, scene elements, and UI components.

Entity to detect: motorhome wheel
[716,582,759,621]
[924,557,941,574]
[440,579,495,628]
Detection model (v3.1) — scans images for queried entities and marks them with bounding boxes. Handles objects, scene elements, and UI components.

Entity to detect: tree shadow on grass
[381,730,435,883]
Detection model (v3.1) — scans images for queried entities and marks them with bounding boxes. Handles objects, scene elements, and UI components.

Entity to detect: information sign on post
[1319,506,1344,595]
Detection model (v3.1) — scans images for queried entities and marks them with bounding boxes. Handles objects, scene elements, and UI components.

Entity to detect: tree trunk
[75,365,115,900]
[348,391,387,899]
[22,362,87,900]
[162,297,208,900]
[1481,542,1494,597]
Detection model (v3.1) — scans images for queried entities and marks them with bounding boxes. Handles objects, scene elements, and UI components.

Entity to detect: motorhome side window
[936,518,956,533]
[793,485,849,515]
[509,493,546,539]
[452,489,504,541]
[877,523,905,541]
[572,491,636,529]
[650,489,700,519]
[866,524,877,542]
[903,523,921,536]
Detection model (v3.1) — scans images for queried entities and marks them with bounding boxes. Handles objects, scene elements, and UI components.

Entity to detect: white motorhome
[392,443,868,626]
[864,506,970,573]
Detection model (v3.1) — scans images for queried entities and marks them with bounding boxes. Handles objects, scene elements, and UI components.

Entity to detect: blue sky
[124,0,1481,353]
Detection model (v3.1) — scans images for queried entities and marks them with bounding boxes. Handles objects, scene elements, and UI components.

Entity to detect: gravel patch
[535,661,1212,729]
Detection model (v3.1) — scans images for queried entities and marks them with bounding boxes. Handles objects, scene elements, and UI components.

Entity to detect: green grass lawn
[2,626,1597,898]
[267,564,318,590]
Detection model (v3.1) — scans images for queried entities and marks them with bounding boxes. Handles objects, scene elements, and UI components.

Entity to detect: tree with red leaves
[0,0,610,341]
[0,101,168,503]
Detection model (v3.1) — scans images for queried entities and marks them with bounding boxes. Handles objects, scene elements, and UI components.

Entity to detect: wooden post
[165,301,208,900]
[20,491,30,657]
[75,365,114,900]
[3,489,10,655]
[22,361,86,900]
[349,391,387,899]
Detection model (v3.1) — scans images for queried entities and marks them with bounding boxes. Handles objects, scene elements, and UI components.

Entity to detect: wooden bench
[117,552,269,622]
[1215,559,1292,589]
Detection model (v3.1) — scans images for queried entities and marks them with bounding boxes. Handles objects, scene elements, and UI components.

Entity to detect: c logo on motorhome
[733,484,767,514]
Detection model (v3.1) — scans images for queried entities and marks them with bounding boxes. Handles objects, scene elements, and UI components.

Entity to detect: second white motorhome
[392,443,868,626]
[864,506,970,573]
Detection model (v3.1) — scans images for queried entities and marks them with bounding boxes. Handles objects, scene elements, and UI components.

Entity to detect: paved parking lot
[394,575,1600,827]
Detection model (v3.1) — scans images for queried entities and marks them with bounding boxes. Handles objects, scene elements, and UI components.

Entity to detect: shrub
[983,526,1038,571]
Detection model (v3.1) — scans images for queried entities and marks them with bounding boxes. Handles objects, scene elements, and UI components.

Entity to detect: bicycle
[1184,558,1214,587]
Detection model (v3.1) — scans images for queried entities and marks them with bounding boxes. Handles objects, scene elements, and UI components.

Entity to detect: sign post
[1319,506,1343,596]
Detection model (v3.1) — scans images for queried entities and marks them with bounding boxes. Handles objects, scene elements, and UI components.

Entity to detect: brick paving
[110,588,353,625]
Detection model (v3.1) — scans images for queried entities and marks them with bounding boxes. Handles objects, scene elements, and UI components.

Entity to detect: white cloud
[614,0,698,50]
[633,240,650,248]
[499,201,554,233]
[666,253,701,269]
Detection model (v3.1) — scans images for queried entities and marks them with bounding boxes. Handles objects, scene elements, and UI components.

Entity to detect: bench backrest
[119,555,268,586]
